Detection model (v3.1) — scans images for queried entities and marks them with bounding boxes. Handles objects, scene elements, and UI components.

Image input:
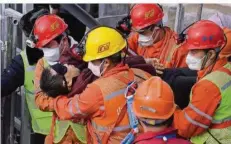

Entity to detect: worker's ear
[207,50,217,61]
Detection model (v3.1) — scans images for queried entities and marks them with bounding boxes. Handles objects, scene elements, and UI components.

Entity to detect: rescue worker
[132,77,190,144]
[32,15,86,144]
[173,20,231,144]
[127,4,188,74]
[1,8,50,144]
[41,26,151,143]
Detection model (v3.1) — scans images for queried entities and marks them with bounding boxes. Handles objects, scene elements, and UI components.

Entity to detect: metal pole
[61,4,100,28]
[196,4,203,21]
[22,4,33,51]
[174,4,185,34]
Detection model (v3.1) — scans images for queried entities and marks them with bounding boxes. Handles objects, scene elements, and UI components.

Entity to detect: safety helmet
[133,77,176,120]
[130,4,164,31]
[185,20,225,50]
[83,26,127,62]
[33,14,68,48]
[220,28,231,57]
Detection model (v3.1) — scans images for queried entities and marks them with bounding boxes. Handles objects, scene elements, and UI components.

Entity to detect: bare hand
[145,58,165,75]
[64,64,80,87]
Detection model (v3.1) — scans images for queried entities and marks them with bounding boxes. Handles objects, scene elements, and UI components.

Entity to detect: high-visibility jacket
[41,58,87,144]
[128,27,180,67]
[53,64,151,144]
[21,50,53,135]
[174,58,231,144]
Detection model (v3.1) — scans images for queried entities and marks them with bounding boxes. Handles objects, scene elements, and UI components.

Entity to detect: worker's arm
[34,59,55,111]
[174,80,221,138]
[1,55,24,97]
[54,83,103,120]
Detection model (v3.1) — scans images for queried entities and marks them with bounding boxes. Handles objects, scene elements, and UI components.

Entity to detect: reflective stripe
[104,88,126,101]
[68,101,75,116]
[92,121,130,132]
[75,100,86,116]
[189,103,213,120]
[212,117,231,124]
[25,88,35,95]
[113,125,130,132]
[26,65,36,71]
[221,80,231,91]
[184,111,209,129]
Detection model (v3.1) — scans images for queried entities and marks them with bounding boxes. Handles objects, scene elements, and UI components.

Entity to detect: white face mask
[88,60,105,77]
[42,47,60,65]
[138,27,160,47]
[186,53,206,70]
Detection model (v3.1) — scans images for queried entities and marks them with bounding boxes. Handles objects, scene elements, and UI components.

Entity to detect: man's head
[130,4,165,47]
[185,20,226,71]
[28,14,69,65]
[133,77,176,131]
[40,67,69,98]
[82,26,127,77]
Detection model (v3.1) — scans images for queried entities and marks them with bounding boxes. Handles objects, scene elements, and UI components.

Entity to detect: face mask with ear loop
[137,22,163,47]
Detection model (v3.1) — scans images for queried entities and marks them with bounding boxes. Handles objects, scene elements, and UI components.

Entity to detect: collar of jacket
[68,36,78,48]
[102,63,130,78]
[197,57,228,80]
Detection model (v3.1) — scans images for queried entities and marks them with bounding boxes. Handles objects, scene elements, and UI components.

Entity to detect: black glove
[116,15,132,37]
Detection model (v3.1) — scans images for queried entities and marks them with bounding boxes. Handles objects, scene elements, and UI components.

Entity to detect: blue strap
[127,96,139,129]
[121,131,135,144]
[121,81,139,144]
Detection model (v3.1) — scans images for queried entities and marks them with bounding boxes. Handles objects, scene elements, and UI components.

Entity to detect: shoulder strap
[101,69,135,144]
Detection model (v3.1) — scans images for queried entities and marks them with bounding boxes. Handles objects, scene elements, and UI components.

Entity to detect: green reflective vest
[21,51,52,135]
[191,63,231,144]
[42,58,86,144]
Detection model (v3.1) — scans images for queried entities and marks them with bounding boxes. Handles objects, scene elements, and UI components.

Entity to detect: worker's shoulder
[131,68,152,79]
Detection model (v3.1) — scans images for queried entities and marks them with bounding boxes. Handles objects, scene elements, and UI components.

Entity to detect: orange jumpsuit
[46,64,151,144]
[34,58,81,144]
[128,27,187,68]
[173,58,231,138]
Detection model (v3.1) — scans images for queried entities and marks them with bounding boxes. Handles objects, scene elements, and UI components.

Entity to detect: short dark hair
[40,68,69,98]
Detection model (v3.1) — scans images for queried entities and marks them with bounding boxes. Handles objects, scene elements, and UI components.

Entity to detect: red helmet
[186,20,225,50]
[33,15,68,48]
[130,4,164,31]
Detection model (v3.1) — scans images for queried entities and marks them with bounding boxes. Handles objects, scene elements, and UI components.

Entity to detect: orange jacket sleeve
[128,33,139,53]
[174,79,221,138]
[53,83,104,120]
[34,59,54,112]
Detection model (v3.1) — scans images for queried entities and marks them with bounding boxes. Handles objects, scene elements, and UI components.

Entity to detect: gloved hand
[116,15,132,37]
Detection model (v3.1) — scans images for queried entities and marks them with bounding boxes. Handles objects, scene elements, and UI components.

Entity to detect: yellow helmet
[83,26,127,62]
